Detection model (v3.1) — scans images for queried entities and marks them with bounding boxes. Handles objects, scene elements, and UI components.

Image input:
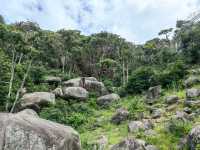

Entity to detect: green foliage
[178,22,200,64]
[166,119,192,138]
[40,99,95,131]
[30,65,46,84]
[127,97,146,119]
[0,15,5,24]
[158,61,187,87]
[66,113,88,129]
[126,67,157,94]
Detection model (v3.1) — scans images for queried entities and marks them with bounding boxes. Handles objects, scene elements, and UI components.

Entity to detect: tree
[177,22,200,64]
[0,15,5,24]
[158,28,173,40]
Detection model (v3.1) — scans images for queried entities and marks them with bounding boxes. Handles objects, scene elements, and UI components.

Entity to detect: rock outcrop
[187,125,200,149]
[165,95,179,105]
[186,88,200,99]
[97,93,120,107]
[110,138,157,150]
[52,87,63,97]
[184,76,200,87]
[111,108,129,124]
[63,77,107,96]
[110,138,145,150]
[146,86,161,104]
[62,87,89,100]
[185,88,200,108]
[43,76,61,84]
[128,120,153,133]
[20,92,55,111]
[0,112,81,150]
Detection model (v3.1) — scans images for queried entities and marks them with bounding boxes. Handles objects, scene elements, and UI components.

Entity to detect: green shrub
[128,97,146,120]
[65,112,88,129]
[126,67,157,94]
[40,99,95,130]
[158,61,187,87]
[166,119,192,138]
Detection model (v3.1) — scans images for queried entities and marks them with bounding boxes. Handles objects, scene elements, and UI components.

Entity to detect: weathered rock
[146,86,161,104]
[62,87,89,100]
[128,120,153,133]
[63,77,107,96]
[0,113,81,150]
[20,92,55,111]
[97,93,120,107]
[174,111,189,121]
[144,130,157,137]
[186,88,200,99]
[18,109,38,117]
[111,108,129,125]
[183,107,192,114]
[151,109,162,119]
[166,104,178,112]
[185,100,200,108]
[110,138,145,150]
[128,121,144,133]
[44,76,61,83]
[19,87,27,96]
[52,87,63,97]
[185,76,200,87]
[145,145,158,150]
[92,135,108,150]
[165,95,179,105]
[187,125,200,149]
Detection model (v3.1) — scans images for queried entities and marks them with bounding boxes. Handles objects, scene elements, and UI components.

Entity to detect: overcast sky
[0,0,200,43]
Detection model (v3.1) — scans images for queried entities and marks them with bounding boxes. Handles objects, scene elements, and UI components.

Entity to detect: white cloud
[0,0,199,43]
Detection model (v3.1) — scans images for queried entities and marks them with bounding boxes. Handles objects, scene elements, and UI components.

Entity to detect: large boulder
[111,108,129,125]
[151,108,163,119]
[97,93,120,107]
[185,100,200,108]
[52,87,63,97]
[186,88,200,99]
[110,138,145,150]
[145,145,158,150]
[184,76,200,87]
[43,76,61,84]
[165,95,179,105]
[146,86,161,104]
[17,109,38,117]
[63,77,107,96]
[185,88,200,108]
[187,125,200,149]
[0,112,81,150]
[128,120,153,133]
[62,87,89,100]
[20,92,55,111]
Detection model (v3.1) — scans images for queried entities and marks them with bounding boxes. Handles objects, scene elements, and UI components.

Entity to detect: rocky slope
[1,71,200,150]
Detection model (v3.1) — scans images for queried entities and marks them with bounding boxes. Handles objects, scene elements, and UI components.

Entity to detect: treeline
[0,14,200,110]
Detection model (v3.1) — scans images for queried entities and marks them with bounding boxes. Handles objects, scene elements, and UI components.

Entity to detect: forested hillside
[1,13,200,149]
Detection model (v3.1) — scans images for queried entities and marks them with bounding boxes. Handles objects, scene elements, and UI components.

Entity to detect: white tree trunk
[10,59,33,113]
[6,51,16,111]
[18,53,23,64]
[122,59,125,86]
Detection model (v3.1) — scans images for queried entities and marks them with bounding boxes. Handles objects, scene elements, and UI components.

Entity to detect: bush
[65,113,88,129]
[166,119,192,138]
[128,97,146,120]
[126,67,157,94]
[158,61,187,88]
[40,99,95,130]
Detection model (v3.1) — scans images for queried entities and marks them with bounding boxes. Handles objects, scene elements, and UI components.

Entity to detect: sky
[0,0,200,43]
